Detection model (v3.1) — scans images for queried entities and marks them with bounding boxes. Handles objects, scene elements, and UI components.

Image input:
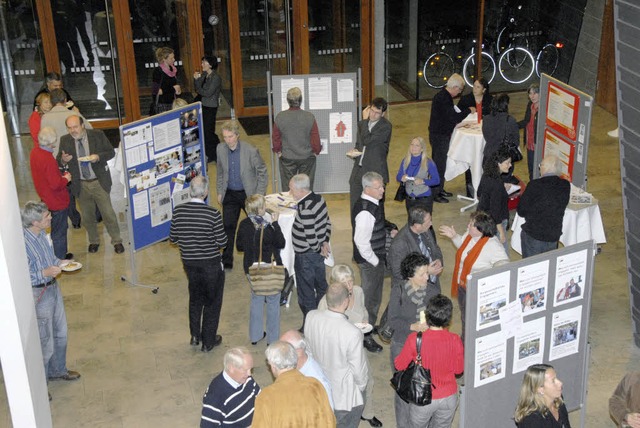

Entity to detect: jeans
[521,229,558,258]
[359,261,386,326]
[222,189,247,266]
[249,290,280,344]
[294,251,328,323]
[183,259,225,346]
[279,156,317,191]
[78,180,121,245]
[51,207,69,259]
[33,282,69,378]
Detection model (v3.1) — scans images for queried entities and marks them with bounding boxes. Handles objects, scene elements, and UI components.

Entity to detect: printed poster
[513,317,546,373]
[554,249,587,307]
[476,270,510,331]
[549,305,582,361]
[474,331,507,388]
[517,260,549,315]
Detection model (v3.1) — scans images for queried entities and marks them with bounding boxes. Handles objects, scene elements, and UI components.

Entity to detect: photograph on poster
[154,149,183,179]
[184,143,202,164]
[476,270,510,330]
[280,79,305,113]
[128,167,157,192]
[184,161,202,183]
[182,127,200,146]
[181,109,199,129]
[512,317,546,374]
[149,182,172,227]
[329,112,353,144]
[549,305,582,361]
[554,249,587,307]
[152,118,181,153]
[474,331,507,387]
[517,260,549,315]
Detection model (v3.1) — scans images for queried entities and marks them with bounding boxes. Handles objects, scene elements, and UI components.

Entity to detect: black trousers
[202,106,220,162]
[222,189,247,266]
[429,132,451,195]
[183,259,225,346]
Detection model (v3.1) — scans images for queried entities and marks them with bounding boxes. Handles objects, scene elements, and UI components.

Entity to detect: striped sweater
[170,200,227,262]
[292,191,331,253]
[201,373,260,427]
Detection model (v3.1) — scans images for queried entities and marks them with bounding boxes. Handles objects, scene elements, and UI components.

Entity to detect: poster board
[119,103,206,251]
[268,72,360,193]
[460,241,596,428]
[535,75,593,189]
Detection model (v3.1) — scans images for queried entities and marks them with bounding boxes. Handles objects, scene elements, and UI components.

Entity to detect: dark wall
[614,0,640,346]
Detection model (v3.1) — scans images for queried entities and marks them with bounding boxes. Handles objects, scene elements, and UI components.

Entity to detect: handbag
[247,226,286,296]
[390,332,434,406]
[500,117,523,162]
[394,182,407,201]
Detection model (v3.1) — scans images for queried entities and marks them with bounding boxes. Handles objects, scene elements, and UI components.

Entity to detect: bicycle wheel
[498,47,535,84]
[536,43,559,77]
[423,52,455,89]
[462,51,496,87]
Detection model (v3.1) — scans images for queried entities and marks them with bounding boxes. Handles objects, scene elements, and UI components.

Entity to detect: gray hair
[330,264,355,284]
[38,126,57,148]
[446,73,465,89]
[21,201,48,228]
[189,175,209,199]
[289,174,310,192]
[286,87,302,108]
[265,341,298,370]
[282,330,311,355]
[325,282,349,310]
[223,347,251,370]
[362,171,383,189]
[540,155,562,175]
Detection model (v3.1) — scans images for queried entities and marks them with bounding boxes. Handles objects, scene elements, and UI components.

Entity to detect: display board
[460,241,596,428]
[268,71,360,193]
[119,103,206,251]
[535,74,593,189]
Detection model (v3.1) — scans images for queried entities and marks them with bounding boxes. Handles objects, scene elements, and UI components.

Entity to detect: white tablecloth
[444,122,486,194]
[265,193,298,275]
[510,202,607,254]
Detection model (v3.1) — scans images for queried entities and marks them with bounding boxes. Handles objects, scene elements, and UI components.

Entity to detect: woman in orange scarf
[439,211,509,341]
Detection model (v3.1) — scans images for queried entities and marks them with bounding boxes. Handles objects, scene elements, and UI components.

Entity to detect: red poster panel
[542,129,575,181]
[545,82,579,141]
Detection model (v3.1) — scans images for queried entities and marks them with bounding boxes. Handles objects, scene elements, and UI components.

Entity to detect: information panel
[119,103,206,251]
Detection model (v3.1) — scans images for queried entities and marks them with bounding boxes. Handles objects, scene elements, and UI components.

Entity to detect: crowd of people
[23,67,586,426]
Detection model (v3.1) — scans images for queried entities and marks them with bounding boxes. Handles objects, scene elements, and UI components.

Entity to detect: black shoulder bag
[390,331,434,406]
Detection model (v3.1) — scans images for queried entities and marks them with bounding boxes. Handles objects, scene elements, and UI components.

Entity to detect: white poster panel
[549,305,582,361]
[554,249,587,306]
[474,331,507,388]
[476,270,510,331]
[517,260,550,315]
[512,317,546,374]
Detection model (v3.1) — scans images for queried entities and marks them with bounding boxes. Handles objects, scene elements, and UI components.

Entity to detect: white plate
[61,261,82,272]
[354,322,373,334]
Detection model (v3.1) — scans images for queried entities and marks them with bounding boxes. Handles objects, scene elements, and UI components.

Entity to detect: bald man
[516,155,570,257]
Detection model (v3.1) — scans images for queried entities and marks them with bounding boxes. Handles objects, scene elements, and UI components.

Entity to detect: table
[510,202,607,254]
[444,121,486,212]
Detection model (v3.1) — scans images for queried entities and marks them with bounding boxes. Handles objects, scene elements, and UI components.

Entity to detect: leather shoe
[88,244,99,253]
[441,190,453,197]
[202,335,223,352]
[190,336,200,346]
[72,223,81,229]
[114,243,125,254]
[361,416,383,427]
[251,332,267,345]
[223,262,233,270]
[65,253,74,259]
[50,370,81,381]
[434,195,449,204]
[363,336,383,353]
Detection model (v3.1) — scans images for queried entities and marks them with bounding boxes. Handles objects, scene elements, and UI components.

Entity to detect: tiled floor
[1,92,634,427]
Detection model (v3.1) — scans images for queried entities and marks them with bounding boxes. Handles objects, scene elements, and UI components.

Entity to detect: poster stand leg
[120,244,159,294]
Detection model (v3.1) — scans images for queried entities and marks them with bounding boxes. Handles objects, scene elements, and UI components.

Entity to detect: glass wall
[201,0,232,117]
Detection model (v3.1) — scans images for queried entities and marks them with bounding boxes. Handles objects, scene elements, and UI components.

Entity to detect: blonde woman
[514,364,570,427]
[151,47,181,114]
[396,137,440,214]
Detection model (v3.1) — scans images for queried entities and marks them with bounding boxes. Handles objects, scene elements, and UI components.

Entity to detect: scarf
[160,62,177,78]
[526,102,538,151]
[404,280,427,321]
[450,235,490,297]
[249,214,266,229]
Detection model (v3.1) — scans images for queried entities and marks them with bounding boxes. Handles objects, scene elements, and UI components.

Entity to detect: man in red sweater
[30,126,73,259]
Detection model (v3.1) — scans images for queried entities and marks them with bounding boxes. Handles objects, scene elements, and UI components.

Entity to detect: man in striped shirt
[170,176,227,352]
[22,201,81,396]
[200,347,260,427]
[289,174,332,329]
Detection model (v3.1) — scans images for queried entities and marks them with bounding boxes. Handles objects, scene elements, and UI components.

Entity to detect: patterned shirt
[23,228,59,286]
